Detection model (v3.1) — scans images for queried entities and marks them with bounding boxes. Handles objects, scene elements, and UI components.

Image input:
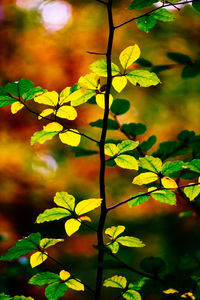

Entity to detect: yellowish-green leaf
[151,189,176,205]
[59,270,70,281]
[117,140,139,154]
[38,108,54,120]
[65,279,84,291]
[75,198,102,215]
[31,130,58,145]
[40,238,64,249]
[34,91,59,106]
[43,122,63,132]
[115,155,138,170]
[106,241,119,254]
[105,143,118,156]
[78,73,98,89]
[123,290,142,300]
[139,155,162,173]
[126,70,160,87]
[119,45,141,70]
[11,101,24,114]
[161,177,178,189]
[65,218,81,236]
[59,129,81,147]
[96,93,113,109]
[30,251,48,268]
[103,275,127,289]
[59,87,71,105]
[163,289,179,295]
[89,59,120,77]
[184,185,200,201]
[54,192,75,211]
[112,76,127,93]
[105,225,125,239]
[67,89,95,106]
[36,207,71,223]
[132,172,158,185]
[56,106,77,120]
[116,236,145,248]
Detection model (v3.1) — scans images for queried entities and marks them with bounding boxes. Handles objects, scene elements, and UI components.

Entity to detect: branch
[96,0,107,5]
[87,51,107,55]
[107,182,200,211]
[115,0,194,29]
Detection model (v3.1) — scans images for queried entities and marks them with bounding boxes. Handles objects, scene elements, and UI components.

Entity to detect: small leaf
[54,192,75,211]
[56,106,77,120]
[163,289,179,295]
[89,59,120,77]
[187,159,200,173]
[23,86,46,101]
[65,218,81,236]
[43,122,63,132]
[112,76,127,92]
[34,91,58,106]
[11,101,24,114]
[123,290,142,300]
[13,297,35,300]
[59,270,70,281]
[59,87,71,104]
[78,215,92,222]
[129,0,156,9]
[132,172,158,185]
[193,0,200,13]
[161,177,178,189]
[117,236,145,248]
[110,99,130,116]
[39,108,54,119]
[167,52,192,64]
[122,123,147,137]
[45,282,68,300]
[59,129,81,147]
[75,198,102,215]
[106,241,119,254]
[140,135,157,152]
[71,147,98,157]
[115,155,138,170]
[136,16,157,33]
[30,251,48,268]
[139,155,162,173]
[184,185,200,201]
[103,275,127,289]
[40,238,63,249]
[31,130,58,145]
[78,73,98,89]
[117,140,139,154]
[151,190,177,205]
[161,161,185,175]
[36,208,71,223]
[119,45,141,70]
[29,272,60,286]
[96,93,113,109]
[105,226,125,239]
[152,9,175,22]
[128,194,150,207]
[90,119,120,130]
[67,89,96,106]
[65,279,84,291]
[126,70,160,87]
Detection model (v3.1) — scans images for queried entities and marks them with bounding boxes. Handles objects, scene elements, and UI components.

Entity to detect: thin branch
[87,51,107,55]
[96,0,107,5]
[107,182,200,211]
[115,0,194,29]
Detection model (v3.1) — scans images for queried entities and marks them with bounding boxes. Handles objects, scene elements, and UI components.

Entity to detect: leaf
[105,143,118,156]
[163,289,179,295]
[71,147,98,157]
[126,70,160,87]
[0,293,11,300]
[59,87,71,104]
[117,140,139,154]
[67,89,96,106]
[43,122,63,132]
[128,278,149,291]
[140,257,166,274]
[187,159,200,173]
[152,9,175,22]
[161,177,178,189]
[29,272,60,286]
[128,194,150,207]
[119,45,141,70]
[30,251,48,268]
[103,275,127,289]
[78,73,98,89]
[54,192,75,211]
[89,59,120,77]
[182,63,200,78]
[132,172,158,185]
[31,130,58,145]
[193,0,200,13]
[136,16,157,33]
[59,270,71,281]
[45,282,68,300]
[184,185,200,201]
[34,91,59,106]
[59,129,81,147]
[161,161,185,175]
[78,215,91,222]
[151,64,172,73]
[123,290,142,300]
[112,76,127,93]
[151,190,176,205]
[179,211,193,218]
[140,135,157,152]
[129,0,156,9]
[167,52,192,64]
[65,279,84,291]
[11,101,24,114]
[56,106,77,120]
[0,233,41,260]
[105,226,125,239]
[0,90,17,107]
[90,119,120,130]
[12,297,35,300]
[36,208,71,223]
[139,155,162,173]
[23,86,46,100]
[96,93,113,109]
[39,108,54,119]
[117,236,145,248]
[110,99,130,116]
[5,79,33,97]
[115,155,138,170]
[122,123,147,137]
[136,58,152,67]
[75,198,102,215]
[65,218,81,236]
[40,238,63,249]
[106,241,119,254]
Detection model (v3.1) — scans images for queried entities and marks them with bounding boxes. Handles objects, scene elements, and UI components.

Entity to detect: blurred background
[0,0,200,299]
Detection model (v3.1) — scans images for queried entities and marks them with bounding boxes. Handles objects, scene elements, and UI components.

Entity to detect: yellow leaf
[56,106,77,120]
[11,101,24,114]
[65,218,81,236]
[78,73,98,89]
[105,143,118,156]
[59,87,71,105]
[34,91,59,106]
[30,251,48,268]
[65,279,84,291]
[75,198,102,215]
[181,292,195,299]
[38,108,54,120]
[59,270,71,281]
[132,172,158,185]
[161,177,178,189]
[148,187,158,192]
[163,289,178,294]
[43,122,63,132]
[112,76,127,93]
[96,93,113,109]
[59,129,81,146]
[119,44,141,69]
[78,216,92,222]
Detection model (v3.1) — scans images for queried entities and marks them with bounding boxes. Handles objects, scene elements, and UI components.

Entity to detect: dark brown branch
[96,0,107,5]
[87,51,107,55]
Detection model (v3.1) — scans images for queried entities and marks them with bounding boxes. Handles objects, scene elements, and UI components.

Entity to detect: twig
[96,0,107,5]
[87,51,107,55]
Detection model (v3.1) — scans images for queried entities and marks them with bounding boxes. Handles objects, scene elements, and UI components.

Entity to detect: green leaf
[123,290,142,300]
[71,147,98,157]
[152,9,175,22]
[5,79,33,97]
[105,226,125,239]
[140,257,166,274]
[193,0,200,13]
[136,16,157,33]
[45,282,68,300]
[31,130,58,145]
[187,159,200,173]
[0,293,11,300]
[161,161,185,175]
[184,185,200,201]
[128,278,149,291]
[122,123,147,137]
[36,208,71,223]
[139,155,162,173]
[65,279,84,291]
[89,59,120,77]
[115,155,138,170]
[126,70,160,87]
[23,86,46,100]
[167,52,192,64]
[140,135,157,152]
[0,87,17,108]
[110,99,130,116]
[117,236,145,248]
[179,211,193,218]
[182,63,200,78]
[90,119,120,130]
[136,58,152,67]
[151,190,176,205]
[12,297,35,300]
[106,241,119,254]
[54,192,75,211]
[40,238,63,249]
[29,272,60,286]
[117,140,139,154]
[129,0,157,9]
[103,275,127,289]
[68,89,96,106]
[129,194,150,207]
[0,233,41,260]
[151,65,172,73]
[153,141,188,160]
